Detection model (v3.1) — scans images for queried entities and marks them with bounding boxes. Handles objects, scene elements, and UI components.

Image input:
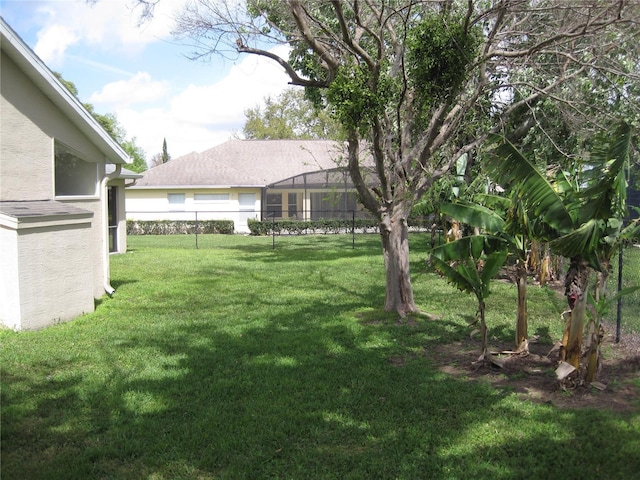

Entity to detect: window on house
[168,193,185,211]
[288,193,298,218]
[194,193,230,202]
[266,193,282,218]
[54,142,97,197]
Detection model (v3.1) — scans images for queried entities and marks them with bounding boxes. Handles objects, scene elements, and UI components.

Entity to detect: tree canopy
[243,88,343,140]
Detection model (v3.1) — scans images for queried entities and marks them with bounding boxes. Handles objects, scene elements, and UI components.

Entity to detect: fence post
[352,210,355,249]
[272,214,276,250]
[616,242,623,343]
[195,211,199,250]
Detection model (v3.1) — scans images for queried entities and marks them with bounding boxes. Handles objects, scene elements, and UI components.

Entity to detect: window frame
[54,141,98,198]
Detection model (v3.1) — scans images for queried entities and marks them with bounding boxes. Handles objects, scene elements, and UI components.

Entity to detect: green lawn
[2,234,638,480]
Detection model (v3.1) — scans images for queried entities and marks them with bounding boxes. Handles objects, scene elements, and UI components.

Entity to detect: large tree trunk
[515,259,529,353]
[379,210,417,316]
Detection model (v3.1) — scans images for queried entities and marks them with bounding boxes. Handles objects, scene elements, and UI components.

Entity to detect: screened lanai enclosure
[265,167,376,221]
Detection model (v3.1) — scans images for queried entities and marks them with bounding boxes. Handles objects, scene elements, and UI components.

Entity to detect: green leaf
[550,218,605,259]
[480,250,508,288]
[429,255,477,295]
[471,235,484,260]
[485,134,574,231]
[441,201,506,233]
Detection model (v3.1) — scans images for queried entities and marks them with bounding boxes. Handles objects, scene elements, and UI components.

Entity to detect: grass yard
[1,234,639,480]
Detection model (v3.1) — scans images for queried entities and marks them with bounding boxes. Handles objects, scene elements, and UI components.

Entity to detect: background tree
[170,0,639,316]
[244,88,343,140]
[162,137,171,163]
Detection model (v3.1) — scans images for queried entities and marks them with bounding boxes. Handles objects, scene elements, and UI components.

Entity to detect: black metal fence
[126,209,437,248]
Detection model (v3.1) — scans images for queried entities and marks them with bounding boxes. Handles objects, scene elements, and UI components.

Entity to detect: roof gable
[0,17,130,165]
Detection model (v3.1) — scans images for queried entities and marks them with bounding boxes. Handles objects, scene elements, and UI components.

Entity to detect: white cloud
[34,24,78,65]
[171,45,292,125]
[117,107,235,158]
[32,0,186,63]
[89,72,170,108]
[114,45,293,159]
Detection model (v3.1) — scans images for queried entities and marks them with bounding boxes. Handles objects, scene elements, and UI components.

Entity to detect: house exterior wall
[1,52,52,201]
[0,48,112,329]
[0,224,21,328]
[63,196,106,299]
[126,187,262,233]
[0,216,95,330]
[1,52,107,201]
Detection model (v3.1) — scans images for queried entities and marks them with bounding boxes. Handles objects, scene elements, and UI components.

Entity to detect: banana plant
[440,197,532,353]
[429,234,508,366]
[485,122,636,383]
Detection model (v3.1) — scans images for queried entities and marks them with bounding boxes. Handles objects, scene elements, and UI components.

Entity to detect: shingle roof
[132,140,348,188]
[0,200,93,218]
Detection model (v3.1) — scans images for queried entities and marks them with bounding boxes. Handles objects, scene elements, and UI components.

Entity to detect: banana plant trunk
[562,258,590,369]
[540,243,553,286]
[379,210,417,317]
[585,261,610,382]
[479,299,489,359]
[515,259,529,353]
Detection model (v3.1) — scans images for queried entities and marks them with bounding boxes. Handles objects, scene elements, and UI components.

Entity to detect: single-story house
[0,18,132,330]
[126,140,371,233]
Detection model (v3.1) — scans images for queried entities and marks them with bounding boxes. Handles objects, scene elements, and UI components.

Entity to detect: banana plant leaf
[430,235,508,262]
[441,201,506,233]
[579,123,631,222]
[480,250,509,289]
[429,236,509,300]
[550,218,605,269]
[429,255,479,297]
[486,134,574,232]
[587,286,640,318]
[474,193,511,213]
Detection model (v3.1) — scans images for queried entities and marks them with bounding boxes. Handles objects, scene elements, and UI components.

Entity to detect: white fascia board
[129,185,267,189]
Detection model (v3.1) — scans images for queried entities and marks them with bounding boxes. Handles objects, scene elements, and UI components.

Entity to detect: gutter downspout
[102,164,122,296]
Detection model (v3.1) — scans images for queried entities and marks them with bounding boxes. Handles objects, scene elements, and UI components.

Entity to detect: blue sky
[1,0,291,159]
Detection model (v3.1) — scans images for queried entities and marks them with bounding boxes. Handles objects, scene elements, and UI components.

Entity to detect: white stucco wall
[60,197,106,298]
[126,188,262,233]
[0,225,21,329]
[0,212,95,331]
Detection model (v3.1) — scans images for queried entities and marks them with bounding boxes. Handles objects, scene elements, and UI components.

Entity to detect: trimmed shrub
[127,220,234,235]
[248,218,380,236]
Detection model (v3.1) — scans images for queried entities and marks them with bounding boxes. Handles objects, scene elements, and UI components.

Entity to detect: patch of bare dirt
[427,324,640,412]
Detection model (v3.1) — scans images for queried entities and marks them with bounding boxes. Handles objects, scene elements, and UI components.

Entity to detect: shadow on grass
[3,299,640,479]
[3,239,640,479]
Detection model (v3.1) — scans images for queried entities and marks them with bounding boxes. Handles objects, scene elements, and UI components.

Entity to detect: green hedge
[127,220,234,235]
[248,218,381,236]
